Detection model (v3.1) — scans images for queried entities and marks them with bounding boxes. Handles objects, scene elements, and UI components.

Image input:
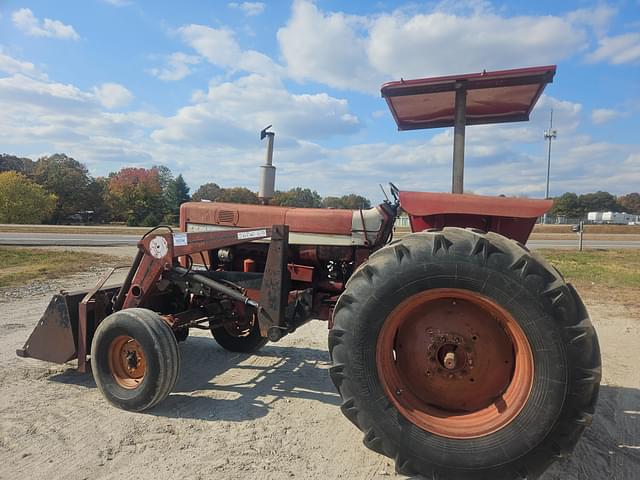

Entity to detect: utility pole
[543,109,557,224]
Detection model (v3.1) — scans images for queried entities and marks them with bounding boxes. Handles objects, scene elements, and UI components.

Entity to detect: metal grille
[217,210,237,224]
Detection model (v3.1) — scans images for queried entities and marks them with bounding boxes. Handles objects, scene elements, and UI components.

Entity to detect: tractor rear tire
[329,227,600,480]
[210,317,267,353]
[91,308,180,412]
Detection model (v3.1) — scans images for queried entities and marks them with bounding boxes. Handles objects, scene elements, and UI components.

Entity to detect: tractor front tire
[329,227,600,480]
[210,316,267,353]
[91,308,180,412]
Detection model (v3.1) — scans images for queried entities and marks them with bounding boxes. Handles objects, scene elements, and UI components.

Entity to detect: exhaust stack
[259,125,276,205]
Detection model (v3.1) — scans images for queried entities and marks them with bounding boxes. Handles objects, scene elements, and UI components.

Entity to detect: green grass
[0,247,120,288]
[539,249,640,289]
[1,247,637,291]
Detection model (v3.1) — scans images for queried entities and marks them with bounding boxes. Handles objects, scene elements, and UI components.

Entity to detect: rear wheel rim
[376,288,534,439]
[108,335,146,389]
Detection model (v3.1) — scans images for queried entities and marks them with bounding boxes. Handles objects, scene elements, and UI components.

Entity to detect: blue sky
[0,0,638,201]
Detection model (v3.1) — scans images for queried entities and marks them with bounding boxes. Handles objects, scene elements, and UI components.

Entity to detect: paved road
[1,232,639,249]
[0,232,139,246]
[527,239,640,249]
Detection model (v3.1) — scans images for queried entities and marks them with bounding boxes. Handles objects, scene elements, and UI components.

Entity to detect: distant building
[394,214,410,229]
[587,211,639,225]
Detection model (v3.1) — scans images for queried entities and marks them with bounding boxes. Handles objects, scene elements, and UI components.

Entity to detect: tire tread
[329,227,601,480]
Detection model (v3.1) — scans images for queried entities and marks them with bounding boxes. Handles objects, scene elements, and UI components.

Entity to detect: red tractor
[18,67,600,480]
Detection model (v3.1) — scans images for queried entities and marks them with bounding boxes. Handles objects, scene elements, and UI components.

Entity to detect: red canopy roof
[381,65,556,130]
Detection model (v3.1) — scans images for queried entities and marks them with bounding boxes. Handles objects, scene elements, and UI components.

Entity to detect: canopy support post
[452,82,467,194]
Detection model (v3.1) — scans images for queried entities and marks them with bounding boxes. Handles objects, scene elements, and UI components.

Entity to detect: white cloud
[624,152,640,168]
[12,8,79,40]
[178,25,240,67]
[178,24,283,77]
[228,2,266,17]
[0,74,92,112]
[366,11,585,80]
[0,73,163,170]
[591,108,623,124]
[567,5,617,37]
[148,52,200,81]
[277,0,589,93]
[0,49,38,76]
[151,73,360,145]
[546,140,640,194]
[587,33,640,64]
[278,1,383,92]
[327,136,639,200]
[92,83,134,109]
[530,95,583,135]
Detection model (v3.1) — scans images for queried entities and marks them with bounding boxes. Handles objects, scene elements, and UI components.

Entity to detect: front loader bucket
[16,284,121,365]
[16,291,84,364]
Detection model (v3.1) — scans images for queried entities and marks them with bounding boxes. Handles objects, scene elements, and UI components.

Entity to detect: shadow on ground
[49,340,639,479]
[49,335,340,423]
[406,385,640,480]
[542,384,640,480]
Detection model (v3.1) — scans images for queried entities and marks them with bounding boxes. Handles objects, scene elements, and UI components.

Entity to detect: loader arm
[17,225,292,373]
[118,227,274,310]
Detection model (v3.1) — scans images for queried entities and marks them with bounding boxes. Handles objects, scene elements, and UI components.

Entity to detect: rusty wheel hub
[108,335,146,389]
[223,302,256,338]
[377,289,534,439]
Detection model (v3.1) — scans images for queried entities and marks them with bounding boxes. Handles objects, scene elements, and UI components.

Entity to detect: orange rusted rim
[108,335,146,389]
[376,288,534,439]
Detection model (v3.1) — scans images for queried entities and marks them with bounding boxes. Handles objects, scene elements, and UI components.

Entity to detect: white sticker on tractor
[173,232,188,246]
[149,236,168,258]
[237,229,267,240]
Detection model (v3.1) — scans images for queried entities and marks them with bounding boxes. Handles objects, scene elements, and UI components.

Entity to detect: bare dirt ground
[0,257,638,479]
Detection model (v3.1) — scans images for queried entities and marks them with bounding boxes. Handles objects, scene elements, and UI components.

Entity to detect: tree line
[0,154,190,226]
[550,191,640,218]
[192,182,370,210]
[8,152,633,226]
[0,153,371,225]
